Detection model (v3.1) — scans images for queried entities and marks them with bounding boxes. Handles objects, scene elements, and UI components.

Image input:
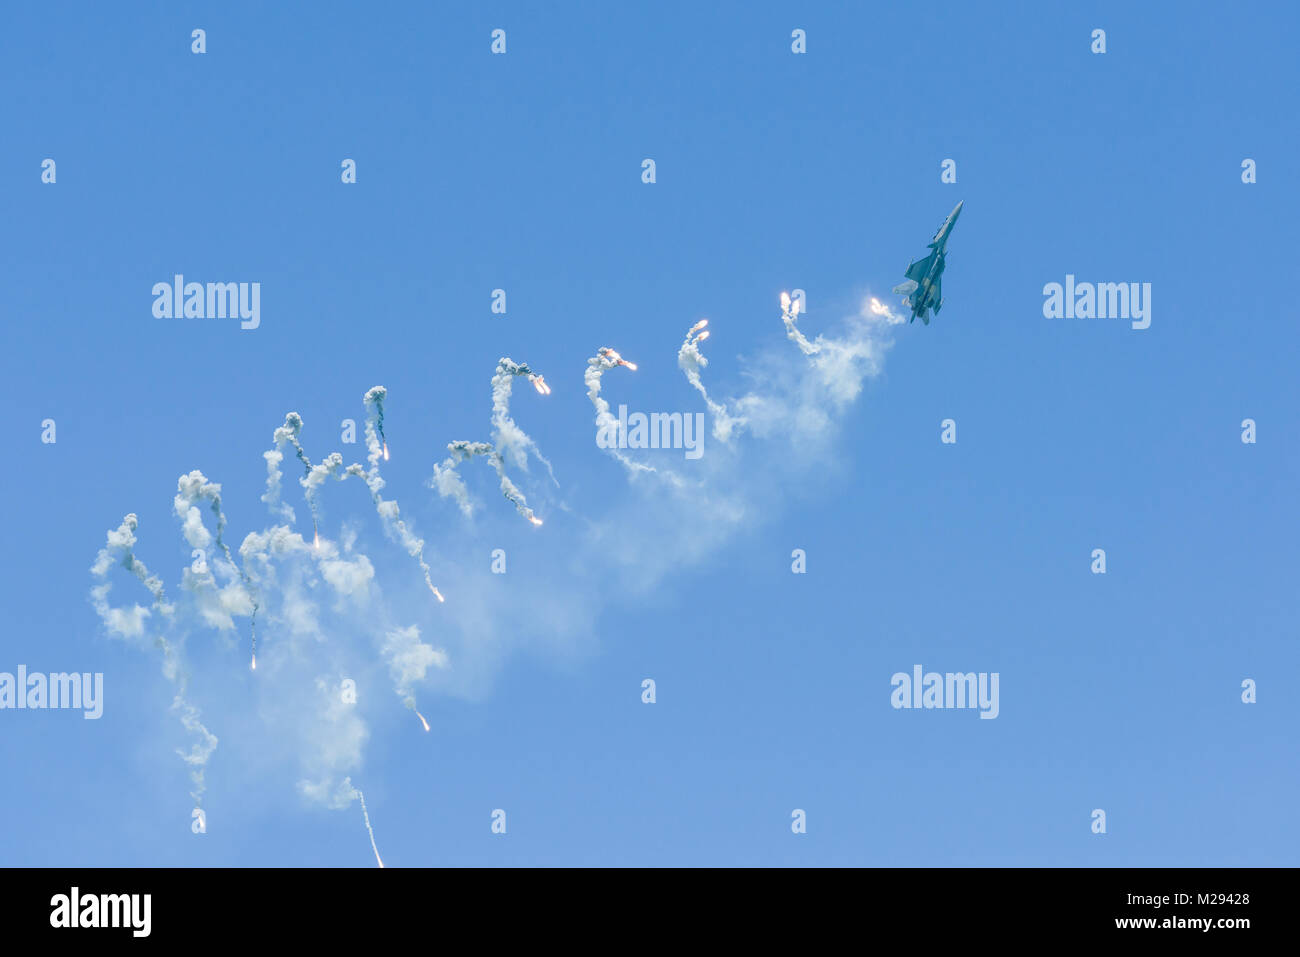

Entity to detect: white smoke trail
[431,359,552,525]
[356,785,384,868]
[585,347,658,475]
[371,391,390,462]
[237,524,327,651]
[780,292,818,355]
[260,393,444,602]
[307,777,385,867]
[781,292,903,359]
[725,292,905,443]
[789,294,905,399]
[89,514,218,806]
[430,440,490,517]
[257,417,333,662]
[677,319,745,442]
[362,387,446,601]
[302,453,366,534]
[262,413,307,525]
[173,697,219,804]
[87,280,905,858]
[90,395,454,842]
[490,358,555,481]
[678,295,901,448]
[434,440,542,525]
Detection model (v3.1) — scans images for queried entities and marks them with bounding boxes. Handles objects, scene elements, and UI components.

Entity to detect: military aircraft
[893,200,963,324]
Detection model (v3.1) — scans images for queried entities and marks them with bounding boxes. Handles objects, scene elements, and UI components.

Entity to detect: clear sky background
[1,1,1296,867]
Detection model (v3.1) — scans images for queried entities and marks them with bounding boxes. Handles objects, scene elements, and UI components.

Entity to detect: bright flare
[429,584,445,603]
[528,515,543,526]
[383,442,389,461]
[250,654,256,671]
[416,711,430,732]
[867,297,902,321]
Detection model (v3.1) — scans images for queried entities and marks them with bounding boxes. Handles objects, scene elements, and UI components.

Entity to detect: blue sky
[1,1,1296,866]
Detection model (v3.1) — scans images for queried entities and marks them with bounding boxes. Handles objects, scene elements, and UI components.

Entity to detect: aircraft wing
[904,253,934,282]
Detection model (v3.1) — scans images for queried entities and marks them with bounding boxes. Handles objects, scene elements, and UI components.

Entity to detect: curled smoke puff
[381,624,448,714]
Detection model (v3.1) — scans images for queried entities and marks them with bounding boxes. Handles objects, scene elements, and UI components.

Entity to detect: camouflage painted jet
[893,200,963,324]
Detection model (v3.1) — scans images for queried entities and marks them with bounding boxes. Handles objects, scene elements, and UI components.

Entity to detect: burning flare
[781,291,818,355]
[599,347,637,371]
[416,711,431,732]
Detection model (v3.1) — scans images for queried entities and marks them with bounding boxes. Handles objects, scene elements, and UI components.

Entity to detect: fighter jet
[893,200,963,324]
